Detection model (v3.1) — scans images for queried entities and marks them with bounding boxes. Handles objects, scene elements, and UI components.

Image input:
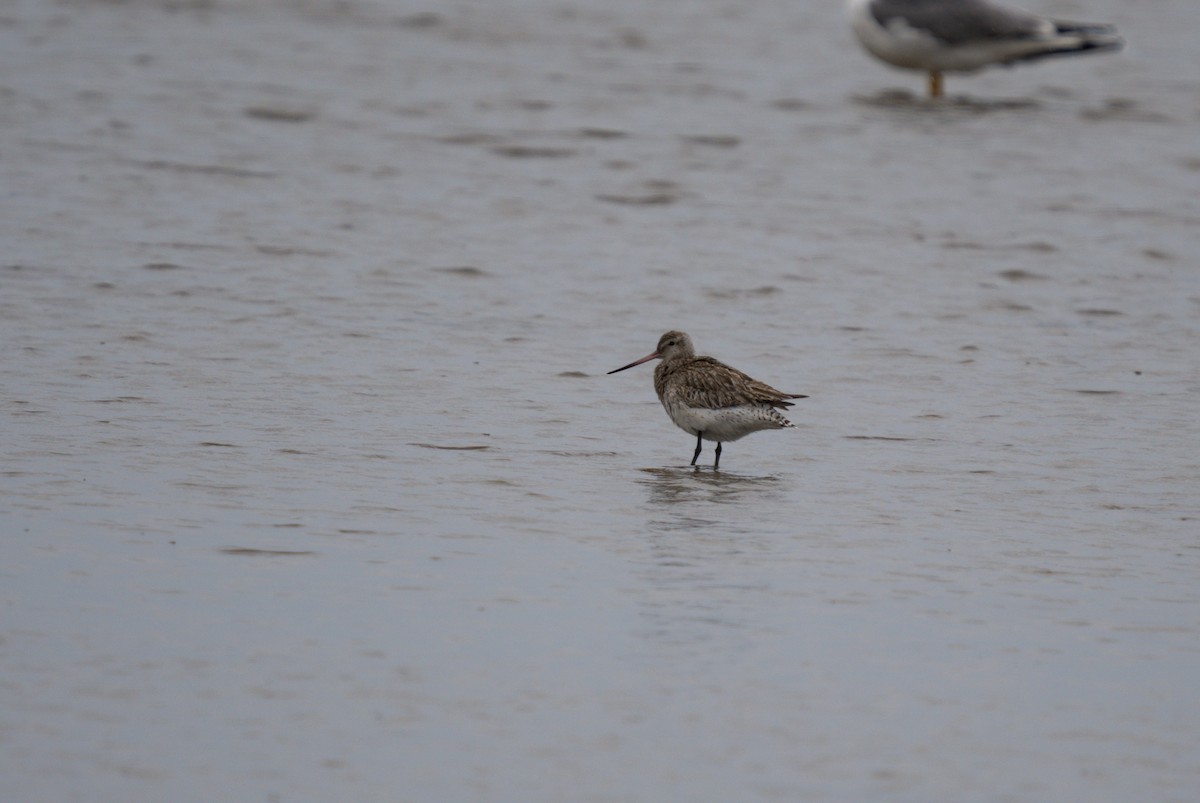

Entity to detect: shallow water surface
[2,0,1199,800]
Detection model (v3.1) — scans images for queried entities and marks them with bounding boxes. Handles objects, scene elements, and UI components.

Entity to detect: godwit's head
[654,331,695,362]
[607,330,695,374]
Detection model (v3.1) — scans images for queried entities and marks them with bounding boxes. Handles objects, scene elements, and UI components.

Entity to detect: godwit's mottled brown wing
[661,357,806,410]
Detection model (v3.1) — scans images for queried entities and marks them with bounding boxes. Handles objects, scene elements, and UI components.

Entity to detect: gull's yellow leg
[928,71,944,99]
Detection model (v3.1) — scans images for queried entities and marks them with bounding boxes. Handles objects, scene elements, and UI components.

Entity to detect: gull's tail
[1012,21,1123,64]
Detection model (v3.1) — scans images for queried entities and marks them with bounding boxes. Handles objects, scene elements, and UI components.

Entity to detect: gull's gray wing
[869,0,1043,45]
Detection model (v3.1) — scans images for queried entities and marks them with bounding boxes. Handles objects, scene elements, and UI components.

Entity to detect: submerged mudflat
[1,0,1197,800]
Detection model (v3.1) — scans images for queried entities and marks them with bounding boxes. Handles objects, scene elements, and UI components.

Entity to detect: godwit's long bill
[607,331,807,470]
[846,0,1123,98]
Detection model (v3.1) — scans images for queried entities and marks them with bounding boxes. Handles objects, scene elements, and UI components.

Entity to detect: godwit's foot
[691,432,703,466]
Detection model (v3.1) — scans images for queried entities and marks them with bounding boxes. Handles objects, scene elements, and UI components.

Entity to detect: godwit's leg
[714,442,722,470]
[691,432,703,466]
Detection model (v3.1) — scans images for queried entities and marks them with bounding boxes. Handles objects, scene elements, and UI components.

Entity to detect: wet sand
[2,0,1199,800]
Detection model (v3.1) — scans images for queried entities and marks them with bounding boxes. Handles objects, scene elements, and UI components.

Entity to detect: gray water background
[2,0,1198,800]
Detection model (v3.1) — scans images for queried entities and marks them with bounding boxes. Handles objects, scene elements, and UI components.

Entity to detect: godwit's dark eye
[667,339,676,346]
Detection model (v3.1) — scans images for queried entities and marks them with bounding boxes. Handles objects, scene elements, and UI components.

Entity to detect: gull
[847,0,1123,97]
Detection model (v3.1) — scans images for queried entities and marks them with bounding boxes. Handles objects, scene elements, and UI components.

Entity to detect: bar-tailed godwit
[607,331,807,469]
[846,0,1122,98]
